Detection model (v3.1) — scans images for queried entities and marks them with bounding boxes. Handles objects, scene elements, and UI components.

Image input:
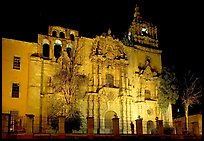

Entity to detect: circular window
[147,108,153,115]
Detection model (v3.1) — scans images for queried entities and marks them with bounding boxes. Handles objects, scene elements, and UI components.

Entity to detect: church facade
[2,3,173,134]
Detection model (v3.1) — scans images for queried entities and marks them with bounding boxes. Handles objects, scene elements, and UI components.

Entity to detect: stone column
[121,72,125,90]
[126,98,131,134]
[95,96,101,134]
[156,119,163,135]
[25,114,35,133]
[112,118,120,136]
[93,95,98,134]
[125,76,128,90]
[58,116,65,134]
[88,73,94,92]
[87,117,94,135]
[122,98,127,134]
[136,118,143,135]
[50,41,54,60]
[98,62,102,87]
[92,62,98,91]
[88,95,94,117]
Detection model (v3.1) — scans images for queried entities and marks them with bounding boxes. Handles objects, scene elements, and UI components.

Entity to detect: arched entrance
[147,120,154,134]
[104,111,116,133]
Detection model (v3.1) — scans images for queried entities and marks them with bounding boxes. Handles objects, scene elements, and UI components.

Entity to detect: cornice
[134,44,162,54]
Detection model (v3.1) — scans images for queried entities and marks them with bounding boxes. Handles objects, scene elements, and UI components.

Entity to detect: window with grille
[10,111,19,132]
[12,83,19,98]
[13,56,20,70]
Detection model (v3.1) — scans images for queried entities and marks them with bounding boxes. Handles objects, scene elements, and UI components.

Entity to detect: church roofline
[2,37,38,45]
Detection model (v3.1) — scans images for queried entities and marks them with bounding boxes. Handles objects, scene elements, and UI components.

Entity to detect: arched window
[43,43,50,58]
[52,30,57,37]
[106,74,114,87]
[66,43,73,58]
[54,45,61,61]
[60,32,65,38]
[141,27,148,36]
[54,40,62,61]
[70,34,75,41]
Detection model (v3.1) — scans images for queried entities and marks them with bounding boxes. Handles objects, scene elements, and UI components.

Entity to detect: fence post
[112,117,120,136]
[25,114,34,133]
[136,117,143,135]
[175,121,182,135]
[156,119,163,135]
[2,113,10,138]
[58,116,65,134]
[87,117,94,135]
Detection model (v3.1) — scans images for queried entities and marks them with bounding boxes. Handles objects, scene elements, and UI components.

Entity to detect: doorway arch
[104,111,116,133]
[147,120,154,134]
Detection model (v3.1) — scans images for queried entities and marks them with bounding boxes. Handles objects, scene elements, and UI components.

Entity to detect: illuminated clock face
[141,27,148,36]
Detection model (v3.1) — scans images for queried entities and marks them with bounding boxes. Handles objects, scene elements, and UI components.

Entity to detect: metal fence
[2,114,201,136]
[2,115,27,134]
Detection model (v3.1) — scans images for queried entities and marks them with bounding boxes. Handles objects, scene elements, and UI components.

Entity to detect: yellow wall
[173,114,202,135]
[2,38,37,116]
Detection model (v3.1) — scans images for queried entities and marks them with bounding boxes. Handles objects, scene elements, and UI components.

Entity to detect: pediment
[90,36,128,61]
[138,65,157,80]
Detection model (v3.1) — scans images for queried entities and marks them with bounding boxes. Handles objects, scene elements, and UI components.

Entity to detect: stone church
[2,2,173,134]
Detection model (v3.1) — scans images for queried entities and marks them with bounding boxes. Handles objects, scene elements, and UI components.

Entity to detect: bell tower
[122,0,158,48]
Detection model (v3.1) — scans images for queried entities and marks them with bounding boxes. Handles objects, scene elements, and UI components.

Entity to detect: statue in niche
[88,73,94,86]
[145,57,151,67]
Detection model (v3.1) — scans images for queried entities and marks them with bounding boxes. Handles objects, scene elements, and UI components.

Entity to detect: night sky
[2,0,203,116]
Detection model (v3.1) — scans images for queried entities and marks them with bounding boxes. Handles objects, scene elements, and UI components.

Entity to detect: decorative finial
[108,28,111,36]
[155,117,158,121]
[134,4,141,18]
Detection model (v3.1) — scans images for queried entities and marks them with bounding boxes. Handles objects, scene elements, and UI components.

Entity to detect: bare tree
[51,41,86,112]
[47,40,88,132]
[180,70,202,132]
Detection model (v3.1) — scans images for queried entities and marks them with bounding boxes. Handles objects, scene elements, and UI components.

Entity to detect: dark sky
[2,0,203,116]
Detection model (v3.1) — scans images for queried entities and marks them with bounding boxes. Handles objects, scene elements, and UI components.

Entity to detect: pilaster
[25,114,35,134]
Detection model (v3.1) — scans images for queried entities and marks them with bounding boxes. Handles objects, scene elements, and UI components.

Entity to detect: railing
[2,115,26,134]
[2,115,202,136]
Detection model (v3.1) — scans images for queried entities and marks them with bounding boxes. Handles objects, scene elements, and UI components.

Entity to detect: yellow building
[173,113,202,135]
[2,3,172,134]
[2,38,37,131]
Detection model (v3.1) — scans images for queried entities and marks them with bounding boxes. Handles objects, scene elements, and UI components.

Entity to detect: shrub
[163,127,174,135]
